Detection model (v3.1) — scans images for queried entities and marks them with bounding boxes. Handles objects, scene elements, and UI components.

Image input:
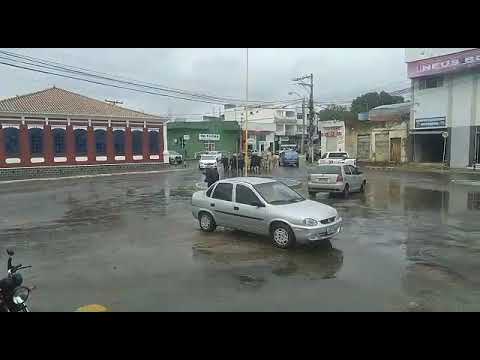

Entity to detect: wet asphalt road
[1,164,480,311]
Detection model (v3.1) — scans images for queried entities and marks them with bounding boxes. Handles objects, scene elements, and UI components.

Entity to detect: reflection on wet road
[1,166,480,311]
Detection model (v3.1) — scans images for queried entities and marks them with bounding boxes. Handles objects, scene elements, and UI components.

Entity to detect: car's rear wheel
[343,184,350,198]
[199,212,216,232]
[271,223,295,249]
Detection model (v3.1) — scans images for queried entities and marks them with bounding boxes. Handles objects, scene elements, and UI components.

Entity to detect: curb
[0,167,192,185]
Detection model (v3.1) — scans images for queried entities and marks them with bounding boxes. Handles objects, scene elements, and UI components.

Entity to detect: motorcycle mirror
[6,248,14,256]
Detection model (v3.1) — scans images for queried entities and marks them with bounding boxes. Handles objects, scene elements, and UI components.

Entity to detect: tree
[351,91,404,115]
[318,104,355,122]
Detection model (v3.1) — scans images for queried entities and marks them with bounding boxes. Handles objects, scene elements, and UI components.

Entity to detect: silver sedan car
[191,177,342,249]
[307,164,366,198]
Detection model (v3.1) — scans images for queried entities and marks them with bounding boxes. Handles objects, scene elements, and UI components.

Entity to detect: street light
[288,91,306,154]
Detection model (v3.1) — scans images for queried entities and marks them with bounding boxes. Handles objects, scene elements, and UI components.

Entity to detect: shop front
[410,117,448,164]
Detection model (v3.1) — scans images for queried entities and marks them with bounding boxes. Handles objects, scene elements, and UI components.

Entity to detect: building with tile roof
[0,87,169,167]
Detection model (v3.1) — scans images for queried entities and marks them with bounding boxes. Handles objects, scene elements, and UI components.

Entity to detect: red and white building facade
[0,87,169,168]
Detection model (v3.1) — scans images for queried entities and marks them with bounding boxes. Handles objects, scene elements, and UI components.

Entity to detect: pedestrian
[238,154,245,175]
[221,155,228,175]
[205,166,219,188]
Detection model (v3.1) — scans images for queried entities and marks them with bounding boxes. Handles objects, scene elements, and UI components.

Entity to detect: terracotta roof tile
[0,87,164,120]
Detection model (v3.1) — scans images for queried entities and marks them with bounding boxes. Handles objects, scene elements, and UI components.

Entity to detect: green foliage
[351,91,404,114]
[318,104,355,122]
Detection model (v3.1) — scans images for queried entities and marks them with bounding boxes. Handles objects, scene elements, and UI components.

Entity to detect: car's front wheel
[199,212,216,232]
[271,223,295,249]
[343,184,350,198]
[360,181,366,193]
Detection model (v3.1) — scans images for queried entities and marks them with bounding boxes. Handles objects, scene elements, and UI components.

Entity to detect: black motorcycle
[0,249,33,312]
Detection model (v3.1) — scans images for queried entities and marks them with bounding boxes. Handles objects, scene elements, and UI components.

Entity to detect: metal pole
[309,73,314,163]
[244,48,249,177]
[301,97,305,154]
[442,136,447,166]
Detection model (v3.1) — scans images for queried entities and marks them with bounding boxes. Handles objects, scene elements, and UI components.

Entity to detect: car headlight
[12,286,30,305]
[303,218,318,226]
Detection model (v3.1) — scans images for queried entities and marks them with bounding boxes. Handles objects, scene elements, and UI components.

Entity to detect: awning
[410,130,446,135]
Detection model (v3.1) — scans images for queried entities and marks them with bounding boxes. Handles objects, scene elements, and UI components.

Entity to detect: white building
[406,48,480,168]
[319,120,346,154]
[224,105,297,152]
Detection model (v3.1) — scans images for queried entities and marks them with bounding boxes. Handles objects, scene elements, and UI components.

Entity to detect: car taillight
[336,175,343,182]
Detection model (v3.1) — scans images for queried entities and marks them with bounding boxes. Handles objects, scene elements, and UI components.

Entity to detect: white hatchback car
[198,154,218,170]
[307,164,366,198]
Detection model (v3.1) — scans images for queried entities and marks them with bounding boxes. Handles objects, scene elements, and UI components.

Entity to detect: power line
[0,49,296,106]
[0,60,231,106]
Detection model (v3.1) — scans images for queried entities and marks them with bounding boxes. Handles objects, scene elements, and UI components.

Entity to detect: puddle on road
[192,230,344,285]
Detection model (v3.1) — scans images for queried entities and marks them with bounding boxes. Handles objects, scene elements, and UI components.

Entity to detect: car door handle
[210,203,215,207]
[234,206,239,211]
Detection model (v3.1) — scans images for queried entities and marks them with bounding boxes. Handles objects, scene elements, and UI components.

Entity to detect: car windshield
[330,152,348,158]
[254,181,305,205]
[284,151,298,159]
[201,155,216,160]
[315,165,342,174]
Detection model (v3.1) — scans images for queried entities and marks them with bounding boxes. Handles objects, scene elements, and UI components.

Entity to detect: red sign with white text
[407,48,480,78]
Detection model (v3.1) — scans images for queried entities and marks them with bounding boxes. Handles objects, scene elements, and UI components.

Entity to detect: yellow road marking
[76,304,108,312]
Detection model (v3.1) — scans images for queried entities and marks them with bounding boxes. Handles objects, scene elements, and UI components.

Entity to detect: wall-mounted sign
[199,133,220,141]
[415,117,446,129]
[183,134,190,140]
[280,137,290,142]
[323,127,343,137]
[407,48,480,78]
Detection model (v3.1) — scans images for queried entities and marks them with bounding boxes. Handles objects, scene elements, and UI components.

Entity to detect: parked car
[279,150,299,167]
[195,151,209,160]
[198,154,218,170]
[307,164,366,198]
[207,151,222,162]
[279,144,297,154]
[318,152,356,167]
[191,177,342,249]
[169,151,183,165]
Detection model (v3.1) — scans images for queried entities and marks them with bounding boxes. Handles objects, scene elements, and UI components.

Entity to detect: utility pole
[309,73,314,164]
[301,98,306,154]
[292,73,314,163]
[244,48,249,177]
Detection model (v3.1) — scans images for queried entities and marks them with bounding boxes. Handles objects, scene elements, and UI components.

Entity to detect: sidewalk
[359,162,480,177]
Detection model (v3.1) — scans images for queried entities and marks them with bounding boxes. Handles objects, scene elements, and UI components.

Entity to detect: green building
[167,120,241,159]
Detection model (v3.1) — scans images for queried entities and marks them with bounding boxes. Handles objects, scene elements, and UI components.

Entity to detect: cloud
[0,48,407,118]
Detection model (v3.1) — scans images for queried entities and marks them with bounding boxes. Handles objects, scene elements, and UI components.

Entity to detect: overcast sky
[0,48,408,118]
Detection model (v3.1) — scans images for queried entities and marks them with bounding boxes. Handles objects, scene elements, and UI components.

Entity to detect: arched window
[149,131,159,154]
[29,128,43,156]
[114,130,125,155]
[4,128,20,157]
[95,129,106,155]
[74,129,88,156]
[53,128,66,155]
[132,130,143,155]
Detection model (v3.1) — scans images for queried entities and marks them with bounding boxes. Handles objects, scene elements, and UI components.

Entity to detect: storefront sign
[280,137,290,142]
[323,127,343,137]
[183,134,190,140]
[408,48,480,78]
[415,117,446,129]
[199,133,220,141]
